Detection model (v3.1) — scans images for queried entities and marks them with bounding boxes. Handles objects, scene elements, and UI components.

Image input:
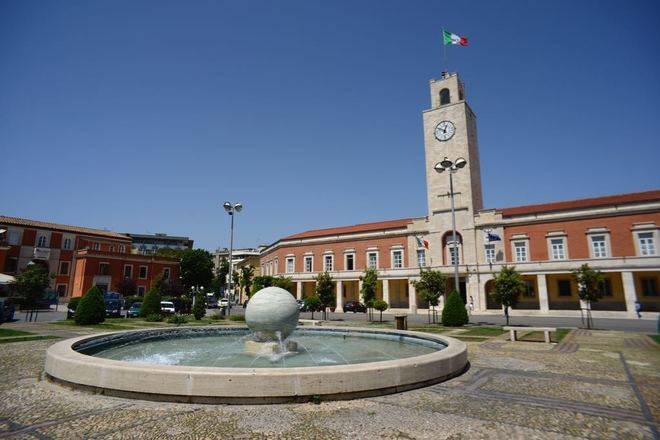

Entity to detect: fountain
[45,287,468,403]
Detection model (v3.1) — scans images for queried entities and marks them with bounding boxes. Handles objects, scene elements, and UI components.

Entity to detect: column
[335,281,344,313]
[622,271,638,318]
[537,274,549,313]
[358,280,363,301]
[296,281,302,300]
[408,280,418,314]
[382,279,390,305]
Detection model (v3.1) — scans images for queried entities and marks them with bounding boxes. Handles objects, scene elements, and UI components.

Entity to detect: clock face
[435,121,455,141]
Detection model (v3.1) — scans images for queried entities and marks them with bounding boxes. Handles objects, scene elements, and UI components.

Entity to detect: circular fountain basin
[45,326,468,404]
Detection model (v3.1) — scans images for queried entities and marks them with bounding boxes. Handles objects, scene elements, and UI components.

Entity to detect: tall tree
[239,265,255,300]
[412,269,447,324]
[252,275,274,293]
[273,276,294,294]
[180,249,214,290]
[155,248,186,260]
[490,266,526,325]
[360,268,378,321]
[212,257,230,293]
[572,263,604,329]
[16,264,52,310]
[315,272,335,320]
[115,277,137,297]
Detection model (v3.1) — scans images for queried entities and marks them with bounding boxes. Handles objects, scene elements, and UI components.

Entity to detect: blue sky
[1,1,659,251]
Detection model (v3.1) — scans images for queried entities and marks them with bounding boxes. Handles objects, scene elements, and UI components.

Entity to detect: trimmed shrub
[74,286,106,325]
[210,312,226,321]
[229,315,245,322]
[167,314,188,325]
[304,295,322,320]
[145,313,163,322]
[67,297,81,313]
[373,299,389,322]
[140,285,161,318]
[192,292,206,320]
[442,290,469,327]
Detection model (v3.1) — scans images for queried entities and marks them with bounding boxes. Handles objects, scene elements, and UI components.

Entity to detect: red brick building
[0,216,179,298]
[259,72,659,318]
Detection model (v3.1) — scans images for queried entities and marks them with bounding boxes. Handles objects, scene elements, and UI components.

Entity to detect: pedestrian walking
[634,301,642,319]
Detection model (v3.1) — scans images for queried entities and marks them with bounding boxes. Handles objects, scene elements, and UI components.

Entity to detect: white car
[219,299,229,307]
[160,301,175,314]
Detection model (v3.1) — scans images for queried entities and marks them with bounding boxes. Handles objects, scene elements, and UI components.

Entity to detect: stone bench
[503,326,557,343]
[299,319,323,326]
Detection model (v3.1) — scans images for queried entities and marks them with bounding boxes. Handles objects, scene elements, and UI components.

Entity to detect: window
[324,255,333,272]
[514,242,527,262]
[367,252,378,269]
[62,238,72,250]
[119,244,126,253]
[137,286,146,296]
[37,235,47,247]
[417,249,427,267]
[56,284,67,297]
[124,265,133,278]
[92,242,100,251]
[638,232,656,256]
[392,250,403,268]
[286,257,295,274]
[550,238,566,260]
[524,280,535,297]
[558,280,572,296]
[139,266,148,279]
[99,263,109,276]
[163,268,171,279]
[304,256,313,272]
[591,235,607,258]
[449,246,459,265]
[440,88,450,105]
[345,254,355,271]
[59,261,70,275]
[485,244,495,263]
[110,246,115,252]
[7,230,20,245]
[641,278,658,296]
[598,279,613,297]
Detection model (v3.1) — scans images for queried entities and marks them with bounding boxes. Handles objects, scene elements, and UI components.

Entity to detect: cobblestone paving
[0,323,658,439]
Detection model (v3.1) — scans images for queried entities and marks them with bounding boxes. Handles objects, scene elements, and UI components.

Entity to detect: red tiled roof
[0,215,131,240]
[281,218,414,240]
[500,190,660,217]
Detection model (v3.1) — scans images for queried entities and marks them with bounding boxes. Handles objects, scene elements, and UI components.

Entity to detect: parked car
[219,298,229,307]
[127,302,142,318]
[343,300,367,313]
[105,299,122,318]
[206,296,218,308]
[296,299,308,312]
[160,301,176,315]
[0,298,16,323]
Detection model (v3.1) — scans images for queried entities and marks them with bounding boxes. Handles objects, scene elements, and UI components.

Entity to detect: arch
[439,88,451,105]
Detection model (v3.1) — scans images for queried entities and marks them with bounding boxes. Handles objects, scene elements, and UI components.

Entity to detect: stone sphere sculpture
[245,287,300,340]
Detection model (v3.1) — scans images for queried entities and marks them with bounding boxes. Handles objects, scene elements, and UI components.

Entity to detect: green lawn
[51,315,245,330]
[518,328,571,343]
[0,328,34,337]
[649,334,660,344]
[0,335,60,344]
[458,327,505,336]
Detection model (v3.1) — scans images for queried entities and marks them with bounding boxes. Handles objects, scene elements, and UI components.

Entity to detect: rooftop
[0,215,130,241]
[499,189,660,217]
[281,218,414,241]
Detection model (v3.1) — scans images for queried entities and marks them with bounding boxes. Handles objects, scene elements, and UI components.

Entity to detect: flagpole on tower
[442,29,448,74]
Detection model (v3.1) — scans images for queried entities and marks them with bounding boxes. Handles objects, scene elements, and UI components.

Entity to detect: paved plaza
[0,320,658,439]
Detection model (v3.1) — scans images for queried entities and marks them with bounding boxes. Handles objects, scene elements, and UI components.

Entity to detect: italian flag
[443,30,468,46]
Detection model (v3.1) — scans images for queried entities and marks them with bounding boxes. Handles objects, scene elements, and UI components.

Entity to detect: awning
[0,273,16,285]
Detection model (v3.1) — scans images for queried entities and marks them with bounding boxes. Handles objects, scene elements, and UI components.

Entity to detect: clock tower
[422,72,483,267]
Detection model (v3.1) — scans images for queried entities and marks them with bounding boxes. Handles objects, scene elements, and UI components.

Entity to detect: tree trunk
[379,310,383,322]
[504,306,510,326]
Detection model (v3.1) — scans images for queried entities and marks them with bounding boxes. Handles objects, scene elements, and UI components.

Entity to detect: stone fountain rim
[44,325,468,403]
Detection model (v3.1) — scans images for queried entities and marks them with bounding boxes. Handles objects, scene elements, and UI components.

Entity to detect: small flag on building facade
[485,232,501,242]
[443,30,468,46]
[415,236,430,249]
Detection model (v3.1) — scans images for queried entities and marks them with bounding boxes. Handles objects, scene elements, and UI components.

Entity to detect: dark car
[343,300,367,313]
[105,299,122,318]
[0,298,16,323]
[206,296,218,309]
[296,299,308,312]
[127,302,141,318]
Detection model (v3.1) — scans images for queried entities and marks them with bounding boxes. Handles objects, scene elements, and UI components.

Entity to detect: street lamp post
[434,157,467,293]
[223,201,243,313]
